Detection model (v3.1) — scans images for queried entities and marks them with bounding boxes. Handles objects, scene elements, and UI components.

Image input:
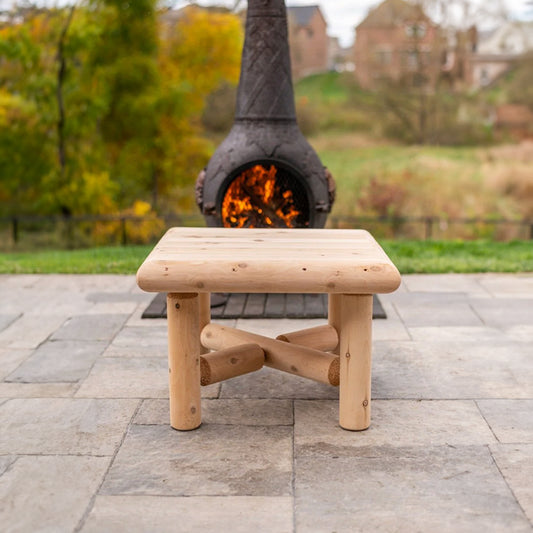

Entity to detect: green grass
[0,246,153,274]
[382,240,533,273]
[0,240,531,275]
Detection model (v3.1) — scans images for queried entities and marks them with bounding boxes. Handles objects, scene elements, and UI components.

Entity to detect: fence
[1,213,532,250]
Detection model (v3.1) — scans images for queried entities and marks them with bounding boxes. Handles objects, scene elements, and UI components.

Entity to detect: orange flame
[221,164,302,228]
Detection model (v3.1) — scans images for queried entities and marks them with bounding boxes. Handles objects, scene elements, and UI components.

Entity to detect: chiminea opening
[220,161,311,228]
[196,0,335,228]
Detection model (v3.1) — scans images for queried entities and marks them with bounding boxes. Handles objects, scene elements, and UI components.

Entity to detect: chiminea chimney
[196,0,335,228]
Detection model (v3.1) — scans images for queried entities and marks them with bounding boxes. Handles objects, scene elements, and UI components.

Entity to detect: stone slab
[103,325,168,358]
[408,326,507,342]
[469,298,533,327]
[24,290,95,316]
[371,300,410,341]
[134,398,293,426]
[81,495,293,533]
[87,301,139,315]
[505,325,533,342]
[0,313,19,333]
[76,357,168,398]
[51,314,128,342]
[220,366,338,400]
[0,274,42,288]
[0,455,110,532]
[295,400,496,448]
[0,314,66,349]
[295,445,531,532]
[393,297,483,327]
[477,400,533,443]
[0,382,77,398]
[30,274,136,292]
[402,274,491,297]
[479,274,533,298]
[0,348,32,380]
[0,455,16,477]
[101,424,292,496]
[0,398,138,455]
[75,357,220,399]
[7,340,107,383]
[491,444,533,523]
[372,340,533,399]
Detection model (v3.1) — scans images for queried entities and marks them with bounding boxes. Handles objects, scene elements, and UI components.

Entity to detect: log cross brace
[200,323,340,387]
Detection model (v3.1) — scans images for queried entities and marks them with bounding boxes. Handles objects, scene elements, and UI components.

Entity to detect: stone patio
[0,273,532,532]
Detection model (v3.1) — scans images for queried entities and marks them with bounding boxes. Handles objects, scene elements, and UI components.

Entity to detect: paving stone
[505,325,533,342]
[0,289,35,315]
[295,400,496,448]
[408,326,507,342]
[101,424,292,496]
[220,366,338,400]
[81,495,293,533]
[0,314,66,349]
[31,274,136,292]
[76,357,168,398]
[477,400,533,443]
[87,301,139,315]
[126,302,168,327]
[402,274,491,297]
[86,291,150,303]
[0,274,42,288]
[76,357,220,399]
[25,290,95,316]
[134,398,293,426]
[0,382,77,398]
[51,314,128,342]
[0,348,31,380]
[0,313,19,332]
[479,274,533,298]
[469,298,533,327]
[393,296,483,327]
[0,455,16,477]
[6,340,107,383]
[490,444,533,523]
[373,340,533,399]
[295,445,531,532]
[371,300,410,340]
[0,398,138,455]
[0,455,110,532]
[103,325,168,357]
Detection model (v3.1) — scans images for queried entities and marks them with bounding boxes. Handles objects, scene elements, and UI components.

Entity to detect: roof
[357,0,428,29]
[287,5,321,27]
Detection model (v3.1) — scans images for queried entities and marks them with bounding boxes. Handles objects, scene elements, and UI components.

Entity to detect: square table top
[136,227,401,295]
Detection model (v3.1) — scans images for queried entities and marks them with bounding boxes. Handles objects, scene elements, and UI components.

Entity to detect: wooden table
[137,227,401,431]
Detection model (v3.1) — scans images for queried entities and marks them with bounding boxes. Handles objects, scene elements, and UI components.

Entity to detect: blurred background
[1,0,532,248]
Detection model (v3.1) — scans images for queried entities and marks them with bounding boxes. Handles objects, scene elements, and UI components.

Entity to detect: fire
[221,164,303,228]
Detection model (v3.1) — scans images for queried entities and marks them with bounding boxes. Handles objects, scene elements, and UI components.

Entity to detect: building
[287,5,329,79]
[353,0,442,89]
[470,21,533,88]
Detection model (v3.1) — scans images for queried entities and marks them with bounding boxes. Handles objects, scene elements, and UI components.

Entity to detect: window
[405,23,427,38]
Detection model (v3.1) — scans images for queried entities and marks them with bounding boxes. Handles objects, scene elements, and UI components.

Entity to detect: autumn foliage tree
[0,1,243,218]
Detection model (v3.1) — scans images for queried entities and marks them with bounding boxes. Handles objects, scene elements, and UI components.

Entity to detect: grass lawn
[0,240,532,275]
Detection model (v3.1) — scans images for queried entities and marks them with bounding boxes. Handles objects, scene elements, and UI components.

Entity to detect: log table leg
[338,294,373,431]
[167,293,202,431]
[199,293,211,355]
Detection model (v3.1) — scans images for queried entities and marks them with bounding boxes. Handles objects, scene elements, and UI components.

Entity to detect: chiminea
[195,0,335,228]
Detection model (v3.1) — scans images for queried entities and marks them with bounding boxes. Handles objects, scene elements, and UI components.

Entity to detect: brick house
[470,21,533,88]
[353,0,442,89]
[287,5,329,79]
